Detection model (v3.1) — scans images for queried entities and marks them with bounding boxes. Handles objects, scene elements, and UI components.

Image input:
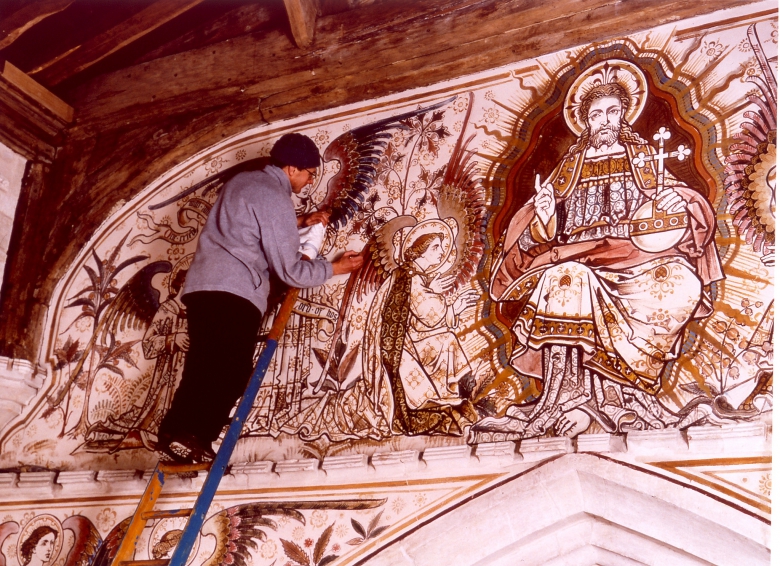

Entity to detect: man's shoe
[156,433,216,464]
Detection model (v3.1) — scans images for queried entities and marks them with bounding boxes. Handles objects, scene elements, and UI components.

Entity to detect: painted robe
[488,142,723,435]
[364,264,476,436]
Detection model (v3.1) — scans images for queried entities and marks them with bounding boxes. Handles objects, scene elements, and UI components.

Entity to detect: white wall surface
[0,141,26,290]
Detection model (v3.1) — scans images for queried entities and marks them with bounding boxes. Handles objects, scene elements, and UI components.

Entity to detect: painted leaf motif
[313,523,333,564]
[319,555,339,566]
[281,539,310,565]
[370,525,390,538]
[346,538,364,546]
[367,510,383,535]
[351,518,366,538]
[337,343,360,384]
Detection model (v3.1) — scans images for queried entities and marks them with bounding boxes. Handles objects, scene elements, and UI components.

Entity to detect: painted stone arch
[363,454,770,565]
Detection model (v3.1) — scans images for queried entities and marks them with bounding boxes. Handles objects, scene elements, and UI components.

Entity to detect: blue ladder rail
[167,288,300,566]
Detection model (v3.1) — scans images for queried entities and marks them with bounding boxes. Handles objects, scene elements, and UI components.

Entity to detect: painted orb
[629,200,687,253]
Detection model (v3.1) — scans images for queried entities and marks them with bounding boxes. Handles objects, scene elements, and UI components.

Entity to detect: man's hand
[534,173,555,225]
[297,210,330,228]
[173,332,190,351]
[655,187,686,214]
[331,250,364,275]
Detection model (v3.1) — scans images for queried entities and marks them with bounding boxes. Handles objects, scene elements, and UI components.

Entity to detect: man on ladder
[155,132,363,465]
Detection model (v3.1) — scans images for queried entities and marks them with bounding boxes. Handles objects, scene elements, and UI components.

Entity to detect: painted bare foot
[554,408,592,438]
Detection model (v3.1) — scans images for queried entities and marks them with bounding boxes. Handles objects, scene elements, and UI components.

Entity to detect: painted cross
[631,127,692,196]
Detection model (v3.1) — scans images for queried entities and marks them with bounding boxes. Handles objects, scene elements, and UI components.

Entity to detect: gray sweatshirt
[182,165,333,313]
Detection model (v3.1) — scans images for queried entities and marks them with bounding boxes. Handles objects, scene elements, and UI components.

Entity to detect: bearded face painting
[470,59,725,442]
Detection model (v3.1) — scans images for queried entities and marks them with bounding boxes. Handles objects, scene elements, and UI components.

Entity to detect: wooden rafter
[30,0,206,87]
[0,0,74,51]
[283,0,319,48]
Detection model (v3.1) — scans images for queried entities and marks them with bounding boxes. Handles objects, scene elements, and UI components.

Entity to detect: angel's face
[415,238,445,272]
[33,533,56,563]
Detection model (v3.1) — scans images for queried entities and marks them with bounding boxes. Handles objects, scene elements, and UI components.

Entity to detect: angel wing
[44,260,172,419]
[202,503,306,566]
[89,517,131,566]
[724,24,777,262]
[354,214,418,301]
[0,521,19,566]
[202,499,385,566]
[61,516,102,566]
[97,260,173,344]
[322,96,455,228]
[435,92,486,293]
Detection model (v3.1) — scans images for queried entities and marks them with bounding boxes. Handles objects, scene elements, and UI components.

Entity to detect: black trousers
[158,291,262,444]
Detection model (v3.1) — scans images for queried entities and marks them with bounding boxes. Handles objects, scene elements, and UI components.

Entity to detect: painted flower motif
[314,129,330,146]
[759,473,771,496]
[771,22,778,43]
[418,150,436,166]
[483,107,500,124]
[391,498,405,514]
[235,149,247,161]
[738,38,752,52]
[414,493,427,507]
[205,156,226,175]
[484,90,495,101]
[332,543,341,552]
[257,142,272,157]
[292,526,305,540]
[700,40,725,60]
[452,95,470,113]
[304,538,314,548]
[311,509,328,528]
[741,58,762,82]
[96,508,117,533]
[260,540,278,559]
[335,523,349,537]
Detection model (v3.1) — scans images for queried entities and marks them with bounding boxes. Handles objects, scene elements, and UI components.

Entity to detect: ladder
[110,288,300,566]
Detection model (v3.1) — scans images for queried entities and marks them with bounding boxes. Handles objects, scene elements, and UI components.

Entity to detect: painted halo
[17,515,63,566]
[400,218,455,273]
[564,59,648,136]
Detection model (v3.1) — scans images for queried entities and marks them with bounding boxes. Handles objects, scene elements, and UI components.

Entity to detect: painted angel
[83,256,191,452]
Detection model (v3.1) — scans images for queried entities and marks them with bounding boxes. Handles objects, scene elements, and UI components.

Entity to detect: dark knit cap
[270,133,321,169]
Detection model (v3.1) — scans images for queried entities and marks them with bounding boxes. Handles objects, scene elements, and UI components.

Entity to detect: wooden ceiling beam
[0,0,73,52]
[68,0,762,134]
[283,0,319,49]
[29,0,206,87]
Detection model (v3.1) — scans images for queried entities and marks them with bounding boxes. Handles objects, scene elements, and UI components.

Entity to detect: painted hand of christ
[654,186,686,214]
[533,173,556,225]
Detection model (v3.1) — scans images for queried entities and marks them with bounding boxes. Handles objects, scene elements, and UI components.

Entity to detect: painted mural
[0,4,775,565]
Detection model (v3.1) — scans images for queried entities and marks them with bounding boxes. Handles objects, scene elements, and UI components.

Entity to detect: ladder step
[158,462,211,474]
[118,560,169,566]
[140,508,192,521]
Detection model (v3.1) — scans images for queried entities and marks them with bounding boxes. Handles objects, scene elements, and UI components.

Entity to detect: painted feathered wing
[724,23,777,263]
[97,260,173,344]
[321,96,455,228]
[436,92,486,294]
[62,516,103,566]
